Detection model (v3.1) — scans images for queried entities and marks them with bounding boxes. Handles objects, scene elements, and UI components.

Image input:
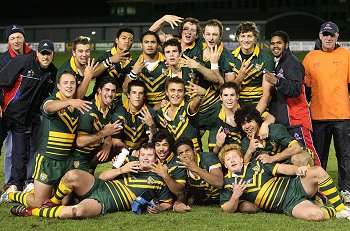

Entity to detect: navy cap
[320,22,339,35]
[5,24,25,39]
[38,39,54,53]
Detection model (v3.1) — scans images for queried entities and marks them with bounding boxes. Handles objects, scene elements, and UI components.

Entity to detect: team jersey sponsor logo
[294,132,302,140]
[254,64,262,71]
[60,109,66,115]
[252,165,260,172]
[179,115,185,123]
[73,161,80,169]
[147,176,155,185]
[40,173,48,181]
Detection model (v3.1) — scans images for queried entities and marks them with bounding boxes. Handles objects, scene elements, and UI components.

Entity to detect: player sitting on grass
[10,142,173,218]
[219,144,350,221]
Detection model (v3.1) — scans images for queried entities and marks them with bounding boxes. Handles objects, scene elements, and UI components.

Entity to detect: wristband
[103,57,112,68]
[128,70,138,80]
[211,63,219,70]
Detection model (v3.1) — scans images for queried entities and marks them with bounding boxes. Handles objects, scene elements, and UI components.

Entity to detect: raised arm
[149,15,183,43]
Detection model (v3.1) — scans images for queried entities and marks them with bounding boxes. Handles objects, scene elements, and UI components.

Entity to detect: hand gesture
[110,50,130,64]
[84,58,99,80]
[120,161,140,173]
[237,59,253,80]
[208,45,220,64]
[185,81,206,99]
[247,132,259,154]
[151,160,169,178]
[216,126,227,148]
[231,177,247,198]
[69,99,92,114]
[162,15,183,29]
[176,153,197,171]
[139,106,155,127]
[180,55,200,69]
[132,55,147,74]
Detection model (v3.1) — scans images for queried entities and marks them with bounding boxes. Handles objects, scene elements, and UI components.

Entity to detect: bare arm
[256,74,273,113]
[76,58,98,99]
[149,15,183,43]
[44,99,92,114]
[221,178,247,213]
[186,82,206,115]
[99,161,140,181]
[256,141,303,164]
[76,121,122,147]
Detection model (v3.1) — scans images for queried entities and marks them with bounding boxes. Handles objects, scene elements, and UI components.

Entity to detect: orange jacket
[303,47,350,120]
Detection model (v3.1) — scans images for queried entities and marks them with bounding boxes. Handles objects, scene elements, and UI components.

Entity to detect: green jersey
[185,152,222,202]
[156,101,201,151]
[232,45,273,106]
[111,101,155,150]
[220,159,296,213]
[208,104,241,149]
[241,124,297,159]
[37,92,80,160]
[96,47,135,102]
[72,94,113,162]
[137,52,168,106]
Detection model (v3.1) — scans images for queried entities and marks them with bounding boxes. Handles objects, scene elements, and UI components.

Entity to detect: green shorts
[72,158,91,172]
[282,176,311,216]
[76,178,131,215]
[32,153,73,185]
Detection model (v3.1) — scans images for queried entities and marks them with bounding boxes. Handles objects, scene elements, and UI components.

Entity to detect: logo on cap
[11,25,19,30]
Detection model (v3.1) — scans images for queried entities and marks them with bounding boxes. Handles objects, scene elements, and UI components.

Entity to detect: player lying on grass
[10,142,173,218]
[219,144,350,221]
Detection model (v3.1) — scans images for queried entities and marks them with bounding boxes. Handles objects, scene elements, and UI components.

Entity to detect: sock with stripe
[32,206,64,218]
[8,192,32,207]
[320,206,337,219]
[50,181,73,205]
[319,176,346,211]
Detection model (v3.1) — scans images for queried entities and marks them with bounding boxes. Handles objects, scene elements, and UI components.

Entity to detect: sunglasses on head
[322,32,336,37]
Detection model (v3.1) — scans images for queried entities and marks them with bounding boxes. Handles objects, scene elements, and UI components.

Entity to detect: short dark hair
[93,76,117,95]
[152,129,175,152]
[165,77,185,91]
[179,17,201,36]
[174,137,194,156]
[235,105,263,129]
[140,30,160,44]
[127,79,146,94]
[139,142,155,151]
[203,19,223,39]
[270,30,289,44]
[116,27,134,38]
[162,38,182,54]
[73,36,90,51]
[236,21,259,38]
[220,82,240,96]
[57,70,76,83]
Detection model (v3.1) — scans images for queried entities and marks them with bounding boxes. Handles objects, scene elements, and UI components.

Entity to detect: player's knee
[62,169,81,184]
[291,152,311,166]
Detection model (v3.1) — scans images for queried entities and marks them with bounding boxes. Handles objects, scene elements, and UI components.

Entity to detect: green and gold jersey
[137,52,168,106]
[101,170,173,212]
[162,152,187,184]
[208,105,241,149]
[96,47,135,103]
[156,101,201,151]
[180,38,202,59]
[37,92,80,160]
[72,94,113,161]
[241,124,297,159]
[54,56,84,94]
[111,100,155,150]
[185,152,222,201]
[220,159,290,213]
[232,45,273,106]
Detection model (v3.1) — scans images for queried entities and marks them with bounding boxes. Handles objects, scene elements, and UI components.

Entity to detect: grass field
[1,51,349,230]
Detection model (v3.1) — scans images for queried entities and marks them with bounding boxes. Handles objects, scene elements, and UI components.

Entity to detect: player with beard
[71,76,122,173]
[10,143,173,218]
[95,28,135,103]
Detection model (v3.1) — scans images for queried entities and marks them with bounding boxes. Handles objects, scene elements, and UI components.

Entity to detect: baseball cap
[38,39,54,53]
[5,24,25,39]
[320,22,339,35]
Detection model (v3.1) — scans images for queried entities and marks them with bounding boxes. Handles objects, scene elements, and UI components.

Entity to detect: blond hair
[218,144,243,164]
